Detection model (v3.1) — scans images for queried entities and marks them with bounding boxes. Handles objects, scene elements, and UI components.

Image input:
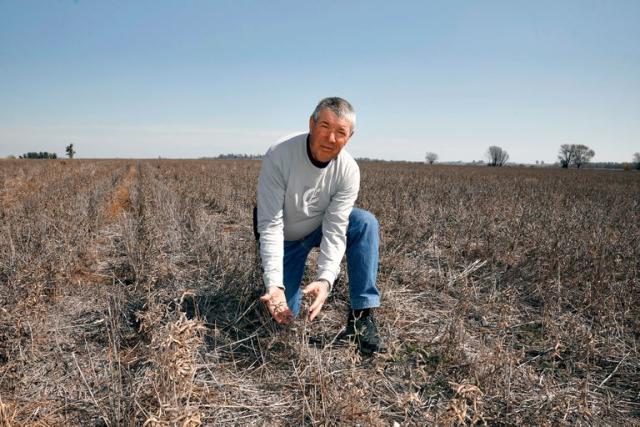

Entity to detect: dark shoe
[340,309,386,355]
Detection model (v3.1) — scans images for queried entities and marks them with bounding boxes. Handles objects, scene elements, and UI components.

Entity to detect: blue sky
[1,0,638,162]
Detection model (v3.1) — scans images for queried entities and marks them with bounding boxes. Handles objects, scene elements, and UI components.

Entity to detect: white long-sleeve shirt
[257,132,360,290]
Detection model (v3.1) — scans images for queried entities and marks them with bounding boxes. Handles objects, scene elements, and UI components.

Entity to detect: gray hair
[311,97,356,134]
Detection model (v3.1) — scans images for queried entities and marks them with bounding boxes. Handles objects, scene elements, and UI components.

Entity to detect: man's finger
[275,308,293,324]
[260,291,293,324]
[260,293,271,303]
[260,294,278,314]
[274,311,284,323]
[308,293,323,313]
[309,303,323,321]
[271,306,292,324]
[308,289,327,321]
[260,294,275,315]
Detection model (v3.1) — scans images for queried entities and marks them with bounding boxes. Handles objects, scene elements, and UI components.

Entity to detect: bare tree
[425,152,438,164]
[558,144,595,168]
[633,152,640,170]
[558,144,574,168]
[486,146,509,167]
[572,145,595,169]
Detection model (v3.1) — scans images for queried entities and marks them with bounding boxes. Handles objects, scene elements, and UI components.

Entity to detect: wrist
[317,279,331,291]
[316,271,336,289]
[267,285,285,293]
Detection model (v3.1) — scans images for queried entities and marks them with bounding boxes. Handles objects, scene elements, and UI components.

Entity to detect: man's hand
[302,280,330,321]
[260,287,293,325]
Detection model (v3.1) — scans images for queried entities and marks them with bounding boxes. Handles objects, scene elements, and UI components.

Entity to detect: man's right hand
[259,287,293,325]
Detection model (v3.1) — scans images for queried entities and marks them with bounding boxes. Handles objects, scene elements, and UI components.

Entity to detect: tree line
[199,153,264,160]
[19,152,58,159]
[425,146,640,170]
[14,144,75,160]
[7,142,639,170]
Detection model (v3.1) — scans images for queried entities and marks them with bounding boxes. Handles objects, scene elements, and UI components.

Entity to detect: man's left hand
[302,280,330,321]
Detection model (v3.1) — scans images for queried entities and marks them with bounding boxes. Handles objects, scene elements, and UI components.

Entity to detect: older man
[256,97,384,354]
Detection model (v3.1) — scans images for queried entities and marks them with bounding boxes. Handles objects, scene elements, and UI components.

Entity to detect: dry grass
[1,159,638,425]
[106,164,136,219]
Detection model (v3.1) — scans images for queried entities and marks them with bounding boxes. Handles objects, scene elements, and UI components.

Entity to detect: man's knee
[349,208,379,234]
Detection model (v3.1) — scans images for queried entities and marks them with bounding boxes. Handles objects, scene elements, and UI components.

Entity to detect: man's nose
[328,132,336,143]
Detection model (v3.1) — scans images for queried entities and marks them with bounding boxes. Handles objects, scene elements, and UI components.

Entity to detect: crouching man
[256,97,384,354]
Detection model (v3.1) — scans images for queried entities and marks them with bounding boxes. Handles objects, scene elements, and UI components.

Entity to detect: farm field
[1,159,639,425]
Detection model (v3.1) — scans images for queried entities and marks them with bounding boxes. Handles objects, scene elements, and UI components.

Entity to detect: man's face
[308,108,353,163]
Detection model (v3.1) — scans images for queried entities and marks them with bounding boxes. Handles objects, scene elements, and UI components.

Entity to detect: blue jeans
[283,208,381,316]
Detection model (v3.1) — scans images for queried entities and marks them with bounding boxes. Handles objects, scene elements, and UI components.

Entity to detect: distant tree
[209,153,263,160]
[66,143,76,159]
[558,144,574,168]
[485,146,509,167]
[584,162,626,170]
[572,145,595,169]
[558,144,595,168]
[20,152,57,159]
[425,152,438,164]
[633,152,640,170]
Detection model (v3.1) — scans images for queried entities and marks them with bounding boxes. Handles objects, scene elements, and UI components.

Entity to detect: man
[256,97,384,354]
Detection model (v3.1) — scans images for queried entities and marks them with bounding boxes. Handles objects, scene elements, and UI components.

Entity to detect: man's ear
[309,115,315,132]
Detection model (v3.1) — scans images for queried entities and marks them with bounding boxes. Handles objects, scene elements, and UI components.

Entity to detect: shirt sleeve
[257,150,287,289]
[316,161,360,288]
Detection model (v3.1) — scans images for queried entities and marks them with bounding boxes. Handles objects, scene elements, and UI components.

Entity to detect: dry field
[1,159,639,426]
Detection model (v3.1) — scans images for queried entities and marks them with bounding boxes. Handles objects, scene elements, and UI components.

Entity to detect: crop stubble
[0,159,638,425]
